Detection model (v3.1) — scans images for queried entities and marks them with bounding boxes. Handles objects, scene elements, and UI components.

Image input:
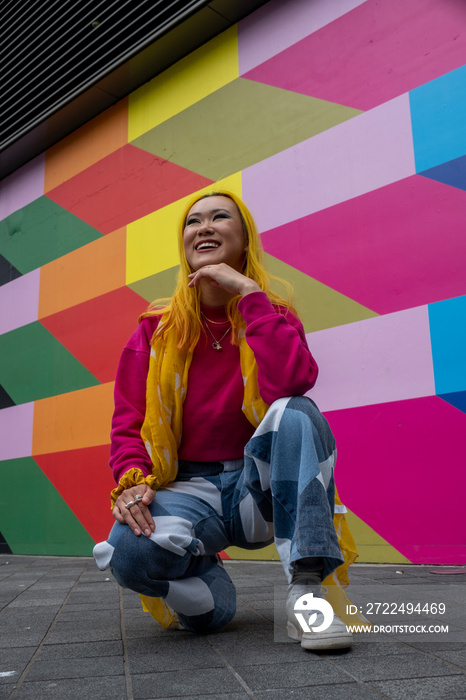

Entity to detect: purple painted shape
[0,154,45,221]
[0,403,34,460]
[328,396,466,565]
[238,0,366,75]
[261,175,466,315]
[243,93,414,233]
[0,270,40,335]
[307,306,435,413]
[243,0,466,111]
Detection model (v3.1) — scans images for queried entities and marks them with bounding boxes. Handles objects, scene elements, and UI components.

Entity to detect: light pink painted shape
[238,0,366,74]
[260,175,466,315]
[0,154,45,221]
[243,94,414,234]
[0,403,34,460]
[327,396,466,564]
[0,270,40,335]
[243,0,466,111]
[307,306,435,412]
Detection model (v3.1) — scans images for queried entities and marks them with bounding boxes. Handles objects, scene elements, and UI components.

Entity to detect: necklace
[201,313,232,351]
[200,313,230,325]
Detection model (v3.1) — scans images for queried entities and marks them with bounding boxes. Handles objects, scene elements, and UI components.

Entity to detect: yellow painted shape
[342,511,411,564]
[39,228,127,318]
[264,253,378,333]
[128,26,238,141]
[45,99,128,191]
[225,544,280,561]
[126,172,241,285]
[33,383,114,455]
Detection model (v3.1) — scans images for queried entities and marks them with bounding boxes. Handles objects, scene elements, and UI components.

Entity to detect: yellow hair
[139,190,297,350]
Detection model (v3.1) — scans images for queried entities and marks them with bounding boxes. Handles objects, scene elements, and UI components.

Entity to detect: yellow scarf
[113,312,368,629]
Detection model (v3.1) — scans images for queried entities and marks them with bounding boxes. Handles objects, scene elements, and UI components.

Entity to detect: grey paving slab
[131,666,245,698]
[10,675,127,700]
[0,648,35,688]
[24,655,124,681]
[36,640,123,660]
[371,675,466,699]
[328,651,463,682]
[233,658,355,691]
[253,683,384,700]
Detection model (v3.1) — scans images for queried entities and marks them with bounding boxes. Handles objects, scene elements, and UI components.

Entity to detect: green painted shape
[264,253,378,333]
[128,265,180,303]
[0,196,102,274]
[0,321,99,405]
[345,510,411,564]
[132,78,362,180]
[0,457,95,555]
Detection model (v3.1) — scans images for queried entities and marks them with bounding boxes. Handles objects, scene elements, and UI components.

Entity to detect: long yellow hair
[139,190,297,350]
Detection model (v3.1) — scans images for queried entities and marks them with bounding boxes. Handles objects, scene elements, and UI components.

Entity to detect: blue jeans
[94,397,343,633]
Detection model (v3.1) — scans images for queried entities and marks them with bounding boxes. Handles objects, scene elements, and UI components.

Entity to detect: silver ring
[125,500,136,509]
[135,494,143,502]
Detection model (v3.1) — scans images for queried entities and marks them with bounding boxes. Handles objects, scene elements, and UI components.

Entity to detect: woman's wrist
[240,280,261,297]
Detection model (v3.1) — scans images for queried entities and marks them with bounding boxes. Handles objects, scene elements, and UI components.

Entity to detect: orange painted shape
[35,445,115,543]
[40,286,148,383]
[33,382,115,455]
[44,99,129,191]
[39,228,127,319]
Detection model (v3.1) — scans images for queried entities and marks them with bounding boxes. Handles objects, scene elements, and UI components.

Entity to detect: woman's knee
[110,528,190,591]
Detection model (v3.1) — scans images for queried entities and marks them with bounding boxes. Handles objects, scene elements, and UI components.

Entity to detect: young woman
[94,191,354,650]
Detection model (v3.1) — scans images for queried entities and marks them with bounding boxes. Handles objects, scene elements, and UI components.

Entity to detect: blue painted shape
[421,154,466,192]
[410,65,466,173]
[439,391,466,414]
[428,295,466,395]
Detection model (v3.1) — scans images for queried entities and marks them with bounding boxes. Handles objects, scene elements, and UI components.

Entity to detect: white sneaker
[286,582,352,651]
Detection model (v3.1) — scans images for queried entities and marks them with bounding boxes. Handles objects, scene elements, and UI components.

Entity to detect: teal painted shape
[428,294,466,395]
[0,321,99,405]
[410,65,466,172]
[0,457,95,555]
[0,196,102,274]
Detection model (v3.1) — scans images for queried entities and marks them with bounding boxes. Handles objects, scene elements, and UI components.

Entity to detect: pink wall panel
[0,154,45,220]
[0,403,34,460]
[328,396,466,564]
[238,0,366,74]
[0,269,40,335]
[243,0,466,111]
[243,94,414,233]
[261,176,466,314]
[307,305,435,412]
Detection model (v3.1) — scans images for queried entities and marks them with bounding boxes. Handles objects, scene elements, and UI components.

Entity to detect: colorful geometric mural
[1,0,465,563]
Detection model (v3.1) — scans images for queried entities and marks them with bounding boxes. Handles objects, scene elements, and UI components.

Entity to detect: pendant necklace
[201,312,232,351]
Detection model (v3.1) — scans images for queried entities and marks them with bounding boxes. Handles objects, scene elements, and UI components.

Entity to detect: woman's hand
[188,263,260,298]
[113,485,155,537]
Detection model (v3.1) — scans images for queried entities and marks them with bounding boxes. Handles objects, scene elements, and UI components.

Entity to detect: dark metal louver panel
[0,0,211,151]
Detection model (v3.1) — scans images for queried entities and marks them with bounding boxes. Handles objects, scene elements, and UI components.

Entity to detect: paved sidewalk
[0,556,465,699]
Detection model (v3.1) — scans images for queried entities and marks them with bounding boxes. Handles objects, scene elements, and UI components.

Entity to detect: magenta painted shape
[0,270,40,335]
[261,175,466,315]
[327,396,466,565]
[243,0,466,111]
[238,0,366,75]
[307,306,435,412]
[243,94,414,234]
[0,403,34,460]
[0,155,45,221]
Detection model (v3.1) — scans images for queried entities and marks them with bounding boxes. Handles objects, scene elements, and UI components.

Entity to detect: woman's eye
[186,218,199,225]
[214,213,230,220]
